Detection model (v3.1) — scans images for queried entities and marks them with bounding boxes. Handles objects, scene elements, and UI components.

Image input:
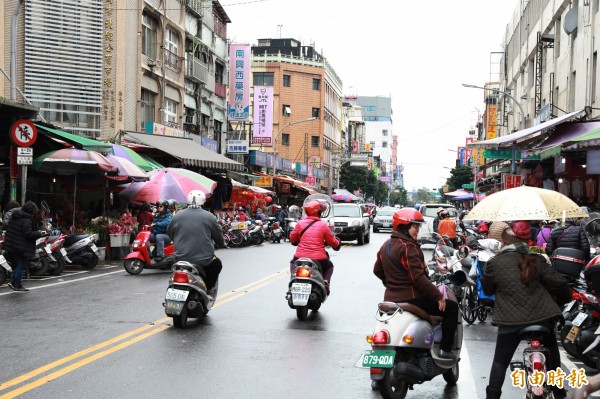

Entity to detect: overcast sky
[223,0,520,192]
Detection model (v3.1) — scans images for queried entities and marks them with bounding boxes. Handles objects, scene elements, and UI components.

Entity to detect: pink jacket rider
[290,216,340,260]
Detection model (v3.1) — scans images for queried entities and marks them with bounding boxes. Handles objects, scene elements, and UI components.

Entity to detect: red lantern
[265,196,273,204]
[255,192,263,199]
[246,191,255,199]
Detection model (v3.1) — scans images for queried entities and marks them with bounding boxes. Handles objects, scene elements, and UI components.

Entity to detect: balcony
[215,82,226,99]
[185,53,208,84]
[164,48,182,73]
[185,0,203,17]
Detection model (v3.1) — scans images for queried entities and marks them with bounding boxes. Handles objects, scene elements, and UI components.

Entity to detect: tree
[389,186,408,206]
[414,188,436,204]
[446,166,473,191]
[339,164,368,192]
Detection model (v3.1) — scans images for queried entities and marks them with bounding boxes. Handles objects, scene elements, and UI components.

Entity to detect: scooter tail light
[531,340,540,348]
[370,368,383,375]
[172,271,190,283]
[533,360,543,371]
[372,330,390,344]
[593,311,600,319]
[295,267,312,278]
[572,292,580,300]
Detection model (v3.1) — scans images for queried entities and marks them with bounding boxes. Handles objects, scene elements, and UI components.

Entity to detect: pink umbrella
[120,168,217,204]
[104,154,149,182]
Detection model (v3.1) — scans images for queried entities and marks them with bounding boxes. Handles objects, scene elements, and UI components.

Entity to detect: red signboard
[10,120,38,147]
[503,174,522,189]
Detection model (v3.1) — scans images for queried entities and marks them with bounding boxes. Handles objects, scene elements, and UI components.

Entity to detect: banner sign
[351,141,359,154]
[503,174,522,189]
[486,105,498,140]
[226,140,249,154]
[147,122,188,138]
[254,176,273,187]
[296,162,308,176]
[253,86,273,144]
[472,141,486,166]
[483,149,541,160]
[458,147,467,166]
[228,44,250,121]
[305,176,316,186]
[201,137,218,152]
[249,150,267,167]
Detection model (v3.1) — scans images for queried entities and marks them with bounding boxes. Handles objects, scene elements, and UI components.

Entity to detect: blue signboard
[201,137,218,153]
[296,162,308,176]
[250,150,267,167]
[282,159,294,173]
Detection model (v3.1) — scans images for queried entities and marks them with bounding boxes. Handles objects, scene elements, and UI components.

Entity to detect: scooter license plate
[291,283,311,306]
[563,300,576,313]
[359,350,395,368]
[566,326,580,342]
[90,244,99,254]
[60,248,67,257]
[44,245,52,255]
[573,312,588,327]
[165,288,189,302]
[595,325,600,335]
[0,255,11,271]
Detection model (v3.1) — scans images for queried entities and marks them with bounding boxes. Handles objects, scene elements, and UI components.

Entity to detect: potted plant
[105,212,136,248]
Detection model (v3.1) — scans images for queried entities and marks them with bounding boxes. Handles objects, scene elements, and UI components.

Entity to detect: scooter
[123,225,175,275]
[28,234,55,277]
[45,234,69,276]
[266,217,283,243]
[163,260,217,328]
[362,270,465,398]
[286,258,329,321]
[60,232,99,269]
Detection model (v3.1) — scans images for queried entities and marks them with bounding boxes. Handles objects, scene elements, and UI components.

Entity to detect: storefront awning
[537,121,600,150]
[272,175,317,194]
[468,109,586,149]
[36,123,113,152]
[124,132,243,171]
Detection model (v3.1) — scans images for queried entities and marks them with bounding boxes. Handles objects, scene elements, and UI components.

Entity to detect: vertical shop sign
[253,86,273,144]
[103,0,117,129]
[486,105,497,140]
[228,44,250,121]
[503,174,522,189]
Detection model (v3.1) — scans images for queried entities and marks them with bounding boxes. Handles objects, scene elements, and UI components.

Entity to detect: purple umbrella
[109,144,154,172]
[104,154,149,182]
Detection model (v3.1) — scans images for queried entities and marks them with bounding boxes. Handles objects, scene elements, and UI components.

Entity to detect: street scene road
[1,230,597,399]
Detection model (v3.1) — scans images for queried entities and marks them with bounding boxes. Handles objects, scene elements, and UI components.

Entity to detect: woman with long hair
[481,220,571,399]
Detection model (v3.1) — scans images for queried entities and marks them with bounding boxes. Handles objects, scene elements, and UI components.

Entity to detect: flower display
[106,212,136,235]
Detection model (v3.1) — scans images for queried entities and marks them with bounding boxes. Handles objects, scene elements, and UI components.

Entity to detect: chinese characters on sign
[486,104,498,140]
[252,86,273,144]
[226,140,249,154]
[511,367,587,389]
[103,0,120,130]
[503,174,522,189]
[228,44,250,121]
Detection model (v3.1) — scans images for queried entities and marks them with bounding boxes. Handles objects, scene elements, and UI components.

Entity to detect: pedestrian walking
[545,218,591,262]
[3,201,47,291]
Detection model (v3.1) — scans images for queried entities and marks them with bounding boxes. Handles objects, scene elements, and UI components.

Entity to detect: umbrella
[119,168,217,204]
[463,186,589,222]
[33,148,118,230]
[104,154,149,182]
[331,193,356,202]
[110,143,154,172]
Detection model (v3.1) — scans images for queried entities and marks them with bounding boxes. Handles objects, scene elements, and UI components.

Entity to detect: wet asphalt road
[0,230,598,399]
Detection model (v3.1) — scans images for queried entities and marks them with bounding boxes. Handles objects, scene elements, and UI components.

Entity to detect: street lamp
[462,83,525,174]
[272,116,317,179]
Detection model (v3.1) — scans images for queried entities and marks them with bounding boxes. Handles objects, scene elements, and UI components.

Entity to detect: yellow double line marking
[0,269,288,399]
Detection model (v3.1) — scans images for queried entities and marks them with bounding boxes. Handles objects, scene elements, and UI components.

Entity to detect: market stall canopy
[231,179,274,194]
[124,132,243,171]
[467,109,586,150]
[271,174,317,195]
[35,123,113,152]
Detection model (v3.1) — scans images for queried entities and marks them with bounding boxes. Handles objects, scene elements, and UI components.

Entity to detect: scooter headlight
[132,240,141,248]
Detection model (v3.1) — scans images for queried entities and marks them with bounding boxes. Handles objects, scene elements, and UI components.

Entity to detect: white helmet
[187,190,206,208]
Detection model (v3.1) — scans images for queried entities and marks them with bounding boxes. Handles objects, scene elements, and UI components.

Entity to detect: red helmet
[304,200,327,217]
[393,208,425,230]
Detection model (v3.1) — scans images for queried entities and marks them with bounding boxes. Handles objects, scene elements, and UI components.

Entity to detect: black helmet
[167,199,178,207]
[156,199,168,207]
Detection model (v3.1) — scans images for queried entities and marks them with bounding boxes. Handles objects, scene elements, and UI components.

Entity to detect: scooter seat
[382,302,441,325]
[517,324,552,339]
[64,234,89,246]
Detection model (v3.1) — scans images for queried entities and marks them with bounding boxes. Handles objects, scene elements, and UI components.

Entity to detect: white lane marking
[560,351,600,398]
[458,341,479,396]
[0,270,124,296]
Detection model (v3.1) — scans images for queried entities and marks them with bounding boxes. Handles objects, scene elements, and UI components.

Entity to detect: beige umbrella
[463,186,588,222]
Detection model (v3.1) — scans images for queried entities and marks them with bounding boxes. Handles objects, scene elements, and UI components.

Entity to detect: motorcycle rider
[289,200,341,293]
[373,207,459,360]
[481,221,570,399]
[167,190,225,292]
[437,210,458,247]
[167,199,179,215]
[150,199,172,262]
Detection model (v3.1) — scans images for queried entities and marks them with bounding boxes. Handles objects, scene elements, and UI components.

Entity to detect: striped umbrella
[119,168,217,204]
[110,144,154,172]
[104,154,149,182]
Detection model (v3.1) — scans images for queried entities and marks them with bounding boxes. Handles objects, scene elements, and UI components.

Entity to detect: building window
[312,108,320,118]
[215,62,224,84]
[364,105,375,111]
[254,72,274,86]
[164,98,178,124]
[312,78,320,90]
[282,133,290,146]
[165,27,179,54]
[142,12,158,59]
[282,104,291,116]
[311,136,320,147]
[382,129,388,136]
[140,89,155,129]
[382,141,388,148]
[283,74,291,87]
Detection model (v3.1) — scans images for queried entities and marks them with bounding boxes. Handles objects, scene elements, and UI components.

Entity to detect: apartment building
[249,38,343,192]
[355,96,394,178]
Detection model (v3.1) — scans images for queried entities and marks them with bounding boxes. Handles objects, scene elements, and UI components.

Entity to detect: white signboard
[226,140,249,154]
[18,147,33,156]
[17,156,33,165]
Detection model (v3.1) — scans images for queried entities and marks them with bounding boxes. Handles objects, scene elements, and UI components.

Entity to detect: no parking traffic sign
[10,119,38,147]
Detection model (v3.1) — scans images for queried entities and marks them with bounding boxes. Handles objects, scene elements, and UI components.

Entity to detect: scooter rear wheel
[296,306,309,321]
[48,257,66,276]
[0,267,6,286]
[173,304,189,328]
[379,369,408,399]
[124,258,145,275]
[81,252,98,269]
[30,258,50,276]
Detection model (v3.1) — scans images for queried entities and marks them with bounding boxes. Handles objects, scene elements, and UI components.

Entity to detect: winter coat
[255,210,267,223]
[3,209,44,258]
[373,231,443,303]
[481,242,570,325]
[137,211,154,229]
[545,223,590,261]
[290,216,340,260]
[536,226,553,248]
[152,210,172,235]
[2,207,20,227]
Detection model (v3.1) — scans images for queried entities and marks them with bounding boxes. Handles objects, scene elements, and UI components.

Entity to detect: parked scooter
[60,232,100,269]
[163,260,217,328]
[28,234,56,277]
[45,234,69,276]
[286,258,329,320]
[124,225,175,275]
[362,269,466,398]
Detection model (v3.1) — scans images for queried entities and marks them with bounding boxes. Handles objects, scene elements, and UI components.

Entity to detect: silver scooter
[163,260,218,328]
[361,270,467,397]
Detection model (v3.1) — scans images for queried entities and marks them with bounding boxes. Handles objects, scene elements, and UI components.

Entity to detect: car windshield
[423,207,458,218]
[377,208,396,216]
[334,205,361,217]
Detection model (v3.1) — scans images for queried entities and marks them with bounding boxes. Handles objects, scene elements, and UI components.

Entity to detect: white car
[372,207,397,233]
[417,203,459,244]
[332,203,370,245]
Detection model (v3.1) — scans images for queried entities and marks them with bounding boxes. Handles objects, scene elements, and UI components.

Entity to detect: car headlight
[352,220,360,226]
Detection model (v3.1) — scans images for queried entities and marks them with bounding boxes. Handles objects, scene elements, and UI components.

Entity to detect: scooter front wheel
[30,258,49,276]
[124,258,145,275]
[0,267,6,286]
[81,252,99,269]
[442,360,459,384]
[48,257,66,276]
